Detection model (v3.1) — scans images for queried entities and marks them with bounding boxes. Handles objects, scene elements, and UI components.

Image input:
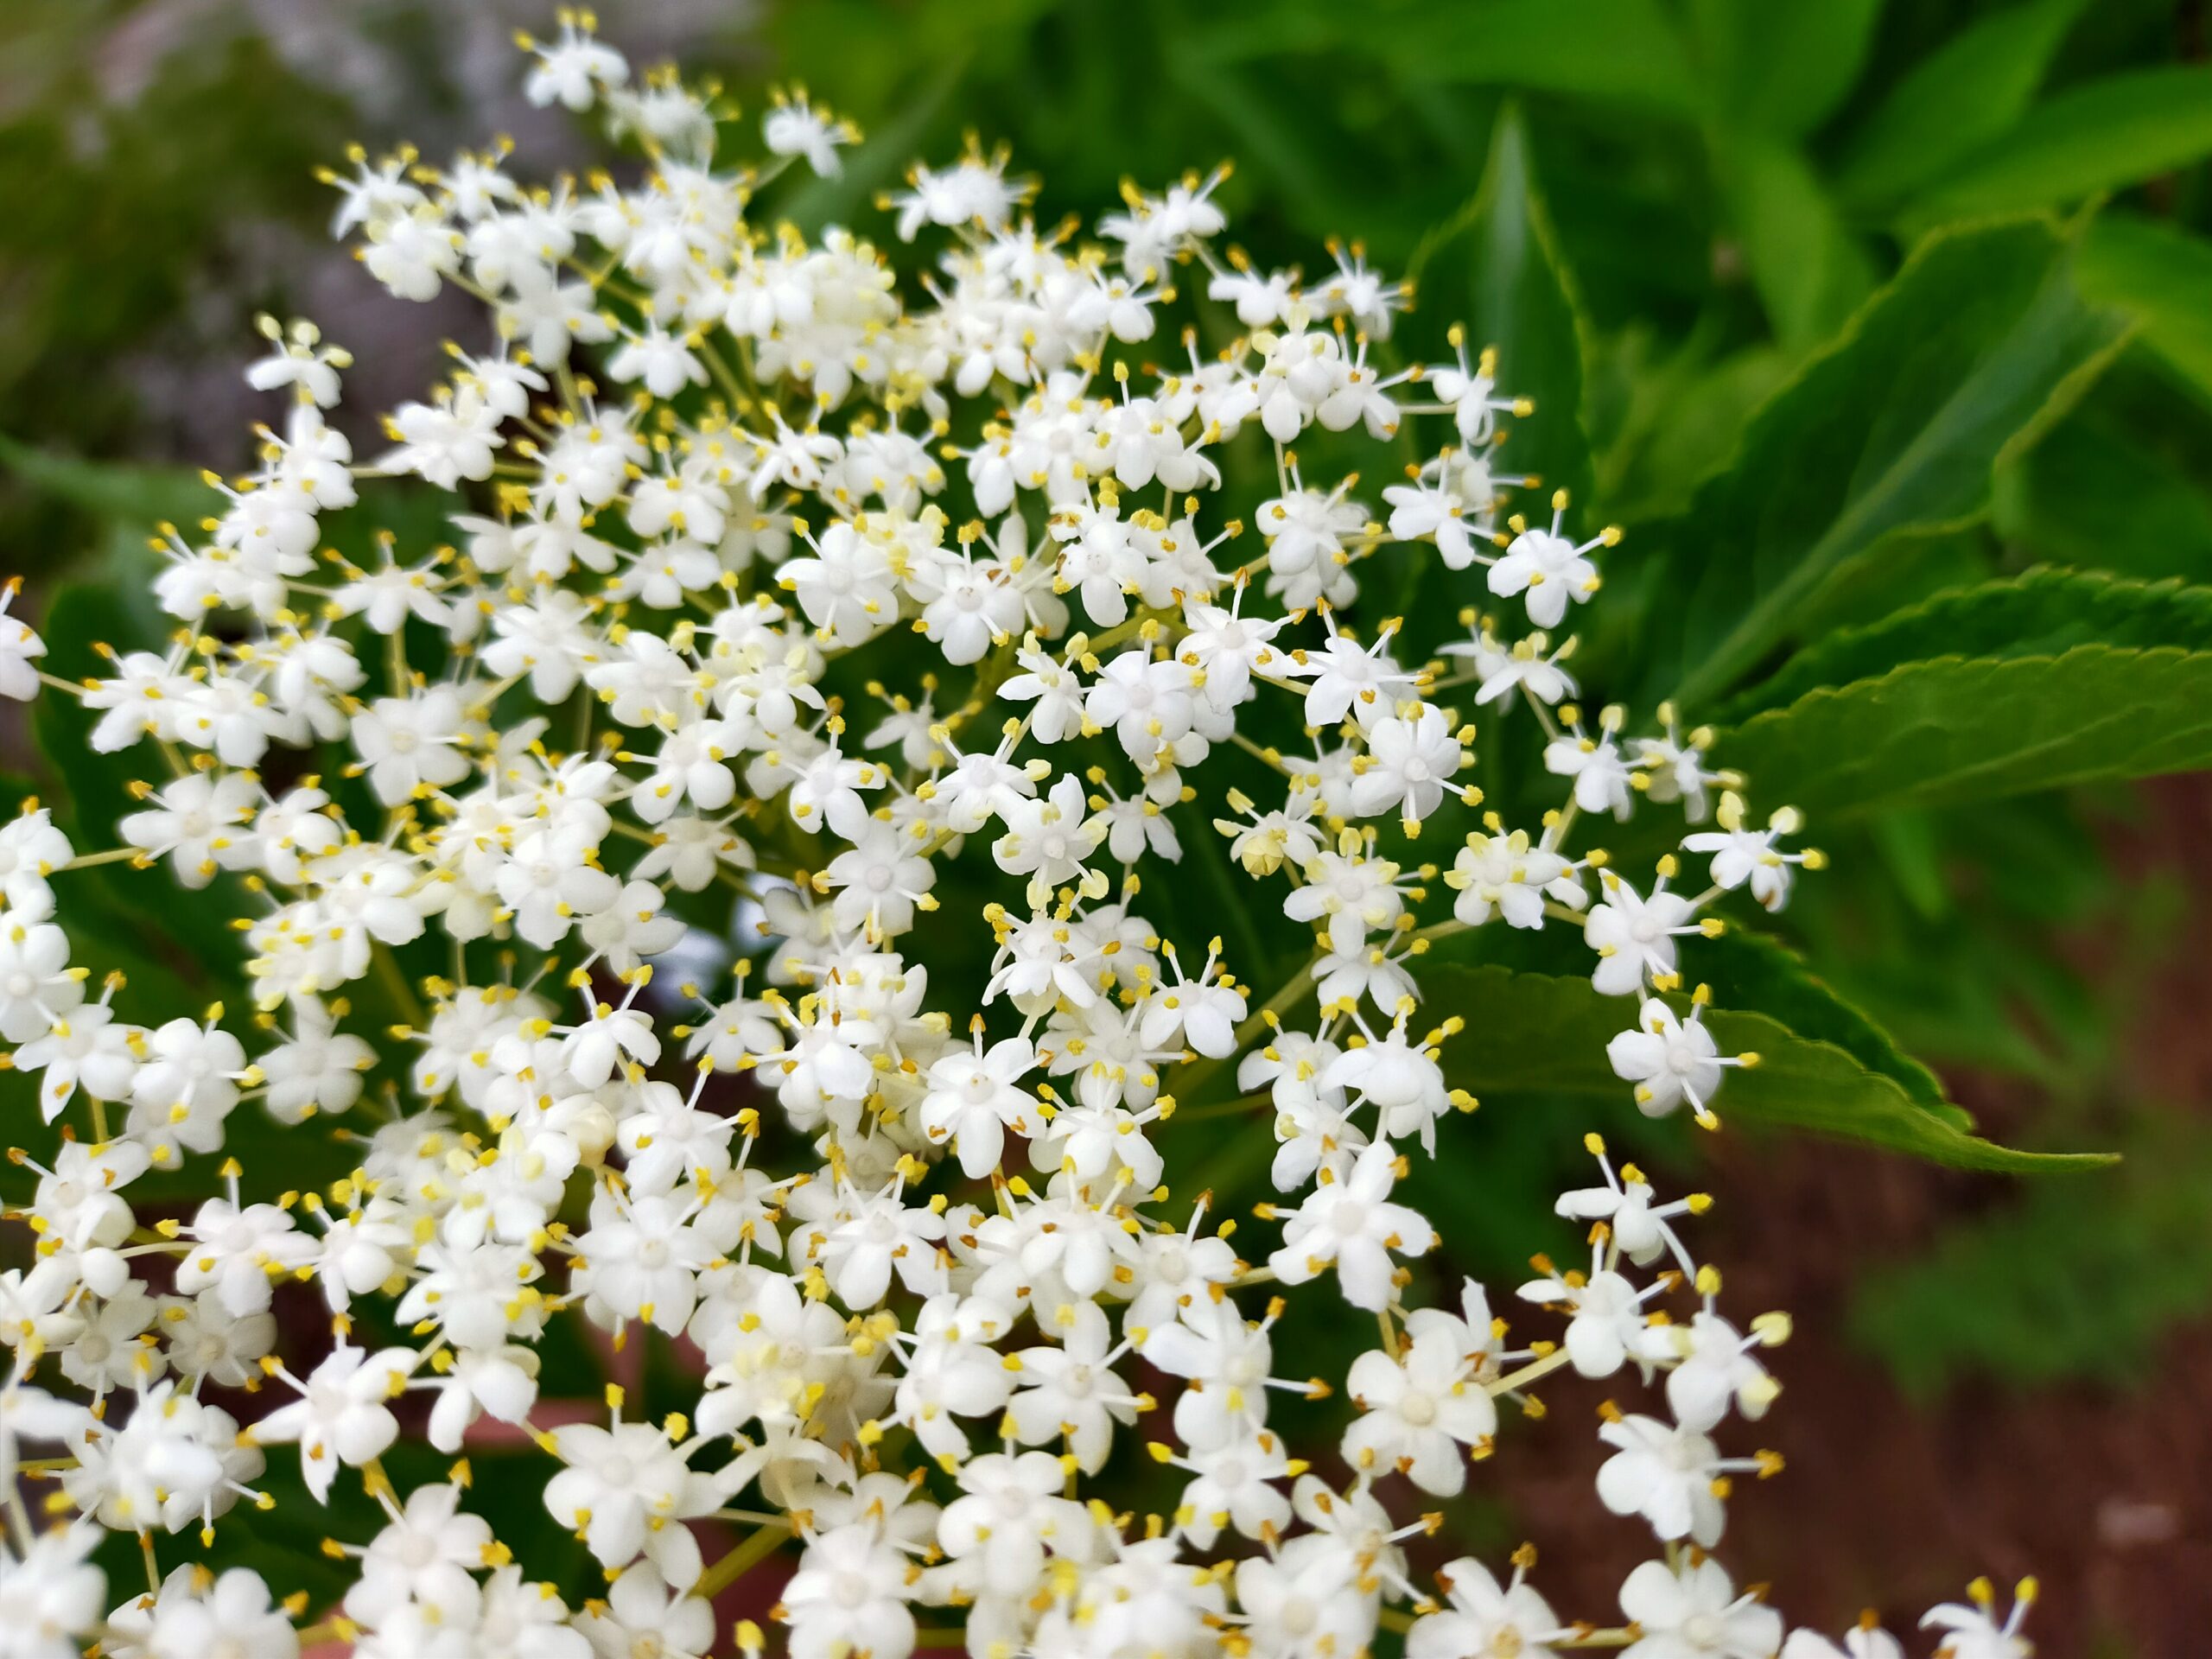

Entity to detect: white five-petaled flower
[1268,1142,1437,1310]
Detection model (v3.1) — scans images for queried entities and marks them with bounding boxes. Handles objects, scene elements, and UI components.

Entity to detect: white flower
[0,806,70,913]
[1208,266,1295,327]
[175,1196,318,1317]
[919,1030,1039,1178]
[119,772,261,888]
[1385,475,1484,569]
[1918,1581,2037,1659]
[494,823,621,949]
[1783,1625,1904,1659]
[245,321,350,404]
[342,1480,493,1629]
[425,1345,540,1454]
[365,204,463,301]
[1489,497,1614,627]
[1545,712,1636,820]
[1595,1412,1746,1546]
[261,996,376,1122]
[1257,476,1367,610]
[1085,648,1201,763]
[521,16,629,111]
[936,1450,1097,1599]
[57,1281,160,1398]
[0,1524,105,1656]
[163,1289,276,1390]
[333,558,452,634]
[810,1173,949,1308]
[1005,1300,1143,1471]
[999,644,1088,745]
[0,579,44,702]
[823,823,938,940]
[1291,614,1419,729]
[1351,704,1465,826]
[1448,825,1585,928]
[576,880,687,974]
[0,39,1878,1651]
[763,92,854,178]
[544,1420,718,1587]
[1268,1142,1436,1310]
[252,1345,417,1502]
[125,1016,251,1162]
[1608,997,1751,1124]
[1140,940,1245,1058]
[1319,1014,1452,1151]
[0,918,82,1042]
[352,687,472,804]
[469,1567,592,1659]
[1654,1310,1781,1433]
[380,388,503,486]
[1554,1143,1701,1268]
[1408,1559,1568,1659]
[1232,1537,1375,1659]
[579,1565,712,1659]
[607,325,708,400]
[891,152,1027,242]
[784,1524,917,1659]
[993,772,1106,904]
[1682,792,1817,912]
[1518,1260,1656,1379]
[781,522,900,644]
[1632,711,1723,823]
[1584,871,1702,996]
[1427,332,1519,445]
[1342,1323,1497,1494]
[1446,624,1576,708]
[571,1187,716,1337]
[1618,1558,1783,1659]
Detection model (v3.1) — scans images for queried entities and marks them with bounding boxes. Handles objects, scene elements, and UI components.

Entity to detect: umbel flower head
[0,13,2019,1659]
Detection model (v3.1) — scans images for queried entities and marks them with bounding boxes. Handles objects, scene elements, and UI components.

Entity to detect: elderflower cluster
[0,15,2023,1659]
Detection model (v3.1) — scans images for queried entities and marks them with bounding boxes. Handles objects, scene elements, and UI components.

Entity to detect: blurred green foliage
[8,0,2212,1432]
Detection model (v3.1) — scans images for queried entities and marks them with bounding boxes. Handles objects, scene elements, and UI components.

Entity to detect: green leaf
[1709,569,2212,725]
[0,432,213,526]
[1903,66,2212,228]
[1789,526,1998,640]
[1712,135,1874,351]
[1373,0,1699,118]
[1868,808,1952,925]
[1713,644,2212,820]
[1398,102,1592,641]
[1688,928,1955,1122]
[1416,103,1592,501]
[1993,406,2212,584]
[1426,963,2108,1171]
[1590,339,1792,522]
[1630,218,2128,711]
[1834,0,2088,208]
[1689,0,1884,141]
[2076,213,2212,404]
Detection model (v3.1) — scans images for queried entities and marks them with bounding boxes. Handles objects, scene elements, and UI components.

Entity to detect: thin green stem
[697,1521,791,1598]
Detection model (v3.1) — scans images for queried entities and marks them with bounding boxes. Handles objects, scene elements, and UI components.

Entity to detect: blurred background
[4,0,2212,1652]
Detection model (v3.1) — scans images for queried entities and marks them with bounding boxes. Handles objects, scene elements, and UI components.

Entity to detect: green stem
[62,847,142,870]
[697,1521,791,1598]
[371,944,426,1032]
